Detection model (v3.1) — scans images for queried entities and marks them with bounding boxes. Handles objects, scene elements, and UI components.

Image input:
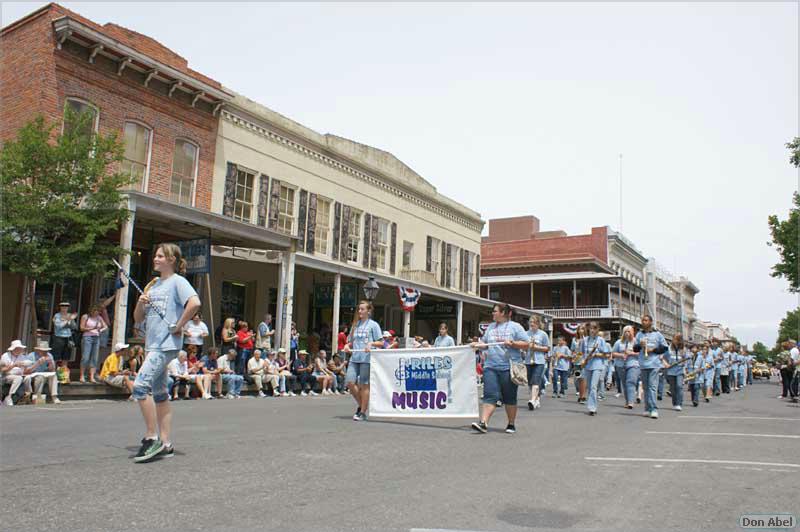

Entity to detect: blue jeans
[482,367,518,405]
[80,335,100,368]
[526,364,546,392]
[713,368,721,394]
[133,350,178,403]
[614,365,625,394]
[624,366,640,405]
[584,368,604,413]
[553,369,569,394]
[221,373,243,395]
[667,374,683,407]
[236,349,251,376]
[690,382,701,404]
[641,368,660,413]
[657,371,665,398]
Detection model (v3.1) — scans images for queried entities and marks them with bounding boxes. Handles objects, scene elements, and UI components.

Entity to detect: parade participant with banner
[579,322,609,416]
[434,323,455,348]
[470,303,529,434]
[129,243,201,463]
[634,314,669,419]
[343,300,383,422]
[524,315,550,411]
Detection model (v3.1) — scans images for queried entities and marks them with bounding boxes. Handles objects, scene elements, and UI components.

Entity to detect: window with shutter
[426,236,432,272]
[305,193,317,253]
[345,208,360,263]
[362,214,371,268]
[297,189,308,247]
[222,162,237,217]
[314,197,332,255]
[267,179,282,230]
[475,254,481,294]
[256,173,269,226]
[389,222,397,274]
[440,242,447,287]
[332,202,341,260]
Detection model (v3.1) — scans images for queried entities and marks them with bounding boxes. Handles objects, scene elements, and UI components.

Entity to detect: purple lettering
[419,391,429,409]
[392,392,405,409]
[436,391,447,409]
[407,391,418,408]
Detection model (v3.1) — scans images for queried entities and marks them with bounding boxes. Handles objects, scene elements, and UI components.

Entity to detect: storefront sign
[313,283,358,308]
[169,238,210,274]
[414,301,456,319]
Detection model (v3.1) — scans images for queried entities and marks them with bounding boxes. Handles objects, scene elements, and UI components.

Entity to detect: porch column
[530,282,534,309]
[281,243,297,351]
[275,253,286,349]
[403,310,411,345]
[572,280,577,311]
[456,300,464,345]
[112,197,136,347]
[331,273,341,353]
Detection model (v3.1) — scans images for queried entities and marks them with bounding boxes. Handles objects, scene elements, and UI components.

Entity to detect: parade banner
[369,345,479,418]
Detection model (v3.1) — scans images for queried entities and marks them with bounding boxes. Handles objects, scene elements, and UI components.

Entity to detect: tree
[776,307,800,345]
[751,341,770,363]
[767,138,800,292]
[0,109,132,340]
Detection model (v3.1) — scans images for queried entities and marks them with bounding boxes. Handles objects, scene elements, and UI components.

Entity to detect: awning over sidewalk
[127,191,296,250]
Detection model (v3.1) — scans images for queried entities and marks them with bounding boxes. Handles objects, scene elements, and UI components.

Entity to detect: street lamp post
[362,276,379,302]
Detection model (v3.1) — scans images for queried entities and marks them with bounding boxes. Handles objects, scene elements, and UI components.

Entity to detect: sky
[3,1,798,347]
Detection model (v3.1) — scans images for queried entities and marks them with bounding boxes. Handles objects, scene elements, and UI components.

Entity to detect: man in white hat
[1,340,32,406]
[28,340,60,404]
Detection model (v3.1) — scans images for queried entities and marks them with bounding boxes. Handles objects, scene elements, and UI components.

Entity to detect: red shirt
[337,332,347,351]
[236,329,254,350]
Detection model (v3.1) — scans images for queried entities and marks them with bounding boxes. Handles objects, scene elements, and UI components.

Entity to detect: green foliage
[751,341,770,362]
[0,109,132,284]
[787,137,800,168]
[776,307,800,346]
[767,139,800,291]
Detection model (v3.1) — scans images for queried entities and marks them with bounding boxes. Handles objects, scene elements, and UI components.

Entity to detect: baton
[111,258,173,328]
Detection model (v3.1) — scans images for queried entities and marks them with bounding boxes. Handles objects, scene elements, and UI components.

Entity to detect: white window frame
[170,138,199,207]
[346,209,362,264]
[402,240,413,270]
[375,218,390,271]
[465,252,475,293]
[121,120,153,192]
[430,237,441,282]
[233,166,256,223]
[277,183,296,235]
[62,97,99,135]
[313,196,332,256]
[449,245,460,289]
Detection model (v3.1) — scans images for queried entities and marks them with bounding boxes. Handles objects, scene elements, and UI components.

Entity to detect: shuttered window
[375,219,390,270]
[277,185,295,234]
[233,168,255,223]
[347,211,361,263]
[314,198,332,255]
[429,238,441,282]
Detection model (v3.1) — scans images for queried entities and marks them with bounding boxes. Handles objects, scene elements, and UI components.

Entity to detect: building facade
[644,260,681,339]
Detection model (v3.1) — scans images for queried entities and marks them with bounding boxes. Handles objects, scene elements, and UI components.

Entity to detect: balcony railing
[398,268,438,286]
[535,306,642,323]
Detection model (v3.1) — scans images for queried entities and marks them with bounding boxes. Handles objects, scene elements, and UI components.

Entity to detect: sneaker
[310,391,318,396]
[692,401,699,407]
[52,397,61,404]
[674,405,682,411]
[551,394,557,399]
[505,424,516,434]
[527,401,534,411]
[614,393,621,398]
[281,392,289,397]
[589,411,596,416]
[534,399,541,410]
[624,404,633,409]
[258,391,267,398]
[635,398,641,404]
[705,397,710,403]
[159,444,175,458]
[3,396,13,406]
[289,391,297,397]
[657,396,663,401]
[650,410,659,419]
[134,438,164,463]
[471,421,488,433]
[353,412,366,422]
[301,391,308,397]
[225,394,235,399]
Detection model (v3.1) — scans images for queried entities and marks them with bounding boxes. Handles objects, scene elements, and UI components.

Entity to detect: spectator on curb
[337,325,349,358]
[51,302,77,367]
[79,304,108,384]
[248,349,277,397]
[129,345,145,375]
[292,350,316,396]
[183,312,209,357]
[256,314,275,352]
[1,340,34,406]
[264,350,282,396]
[100,342,135,398]
[328,353,347,394]
[221,317,237,355]
[312,350,336,395]
[276,349,296,396]
[185,345,211,398]
[167,350,203,400]
[28,340,60,404]
[219,349,244,398]
[290,323,299,361]
[381,331,399,350]
[235,321,255,376]
[201,348,224,399]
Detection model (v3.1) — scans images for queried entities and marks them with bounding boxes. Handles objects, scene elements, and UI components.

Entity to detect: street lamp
[362,276,379,302]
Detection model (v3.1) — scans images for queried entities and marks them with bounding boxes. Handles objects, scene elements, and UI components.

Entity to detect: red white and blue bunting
[561,322,580,336]
[397,286,422,311]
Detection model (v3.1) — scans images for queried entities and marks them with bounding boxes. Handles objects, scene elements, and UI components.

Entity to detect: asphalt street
[1,380,798,532]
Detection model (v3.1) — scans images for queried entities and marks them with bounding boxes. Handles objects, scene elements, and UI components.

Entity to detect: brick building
[480,216,647,339]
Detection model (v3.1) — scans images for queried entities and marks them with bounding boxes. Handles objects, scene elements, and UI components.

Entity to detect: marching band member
[525,315,550,411]
[612,326,638,409]
[342,300,384,422]
[471,303,529,434]
[703,343,715,402]
[711,338,723,396]
[581,321,610,416]
[720,343,732,394]
[736,347,747,391]
[571,324,587,403]
[634,314,669,419]
[611,327,628,399]
[551,336,571,398]
[664,334,688,411]
[688,345,704,407]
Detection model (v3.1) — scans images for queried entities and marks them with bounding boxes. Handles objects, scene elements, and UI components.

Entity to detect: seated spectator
[99,342,135,398]
[219,349,244,398]
[201,348,224,399]
[129,345,145,374]
[1,340,33,406]
[327,353,347,394]
[264,350,283,396]
[312,350,336,395]
[186,345,211,399]
[292,350,316,396]
[28,340,60,404]
[276,349,296,396]
[248,349,278,398]
[381,331,398,349]
[183,312,209,357]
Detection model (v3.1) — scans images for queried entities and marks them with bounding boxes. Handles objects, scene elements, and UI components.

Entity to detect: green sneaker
[134,438,164,463]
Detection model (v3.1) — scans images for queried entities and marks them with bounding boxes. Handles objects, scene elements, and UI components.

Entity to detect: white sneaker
[203,394,212,400]
[300,391,307,396]
[334,390,341,395]
[650,411,659,419]
[52,397,61,404]
[289,391,296,397]
[225,394,235,399]
[310,391,318,396]
[534,399,541,410]
[281,392,289,397]
[3,396,12,406]
[258,391,267,398]
[614,393,621,398]
[674,405,682,411]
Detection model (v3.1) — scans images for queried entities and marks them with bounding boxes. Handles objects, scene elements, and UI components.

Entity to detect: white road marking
[411,529,491,532]
[646,431,799,439]
[678,415,800,421]
[30,407,93,412]
[585,457,800,468]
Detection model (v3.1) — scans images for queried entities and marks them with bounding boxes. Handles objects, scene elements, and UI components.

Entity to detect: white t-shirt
[0,351,28,376]
[183,321,209,346]
[790,347,800,363]
[247,357,266,375]
[167,358,188,377]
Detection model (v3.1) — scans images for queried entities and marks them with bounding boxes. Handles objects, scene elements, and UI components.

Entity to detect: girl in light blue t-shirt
[343,300,383,422]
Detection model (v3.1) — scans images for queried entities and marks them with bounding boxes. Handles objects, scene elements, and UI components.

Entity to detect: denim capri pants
[526,363,546,389]
[133,350,178,403]
[345,361,370,386]
[482,366,518,405]
[81,335,100,367]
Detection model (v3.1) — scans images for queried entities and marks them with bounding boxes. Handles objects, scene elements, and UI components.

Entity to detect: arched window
[121,121,152,191]
[170,139,198,206]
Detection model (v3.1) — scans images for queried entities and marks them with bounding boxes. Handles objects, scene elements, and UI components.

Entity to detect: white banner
[368,345,479,418]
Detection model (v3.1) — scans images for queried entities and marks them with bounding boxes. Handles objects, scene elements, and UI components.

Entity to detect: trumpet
[577,345,599,366]
[686,363,712,381]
